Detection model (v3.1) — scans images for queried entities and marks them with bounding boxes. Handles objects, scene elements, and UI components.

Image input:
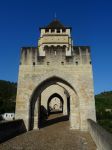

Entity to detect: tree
[0,80,17,114]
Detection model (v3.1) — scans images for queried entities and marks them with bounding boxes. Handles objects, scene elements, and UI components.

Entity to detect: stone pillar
[70,94,80,130]
[63,96,68,115]
[66,46,71,56]
[79,47,82,64]
[33,100,38,129]
[21,48,27,65]
[38,95,41,129]
[33,95,41,130]
[86,48,89,64]
[39,45,45,56]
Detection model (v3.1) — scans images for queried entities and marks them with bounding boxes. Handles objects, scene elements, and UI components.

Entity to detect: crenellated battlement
[20,46,91,66]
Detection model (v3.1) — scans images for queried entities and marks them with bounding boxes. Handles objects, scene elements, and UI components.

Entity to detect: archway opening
[47,93,64,115]
[29,76,78,130]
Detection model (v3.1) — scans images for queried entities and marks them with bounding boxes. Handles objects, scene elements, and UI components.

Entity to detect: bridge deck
[0,115,96,150]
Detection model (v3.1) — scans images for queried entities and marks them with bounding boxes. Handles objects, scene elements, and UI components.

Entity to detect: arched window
[44,45,49,50]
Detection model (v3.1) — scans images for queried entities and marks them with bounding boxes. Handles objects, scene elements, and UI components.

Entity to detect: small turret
[38,19,73,56]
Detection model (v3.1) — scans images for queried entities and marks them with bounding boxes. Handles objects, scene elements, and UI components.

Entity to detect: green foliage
[98,120,112,133]
[95,91,112,107]
[0,80,17,114]
[95,91,112,133]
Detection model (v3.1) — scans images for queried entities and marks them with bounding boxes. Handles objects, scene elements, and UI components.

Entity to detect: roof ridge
[39,20,72,30]
[46,19,65,29]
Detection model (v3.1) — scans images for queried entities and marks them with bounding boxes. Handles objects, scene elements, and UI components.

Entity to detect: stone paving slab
[0,121,96,150]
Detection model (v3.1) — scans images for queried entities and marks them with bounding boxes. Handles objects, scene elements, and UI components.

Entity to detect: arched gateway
[16,19,96,131]
[47,93,64,114]
[29,76,79,130]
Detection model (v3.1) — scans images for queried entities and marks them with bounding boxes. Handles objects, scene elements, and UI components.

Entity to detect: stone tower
[16,19,96,131]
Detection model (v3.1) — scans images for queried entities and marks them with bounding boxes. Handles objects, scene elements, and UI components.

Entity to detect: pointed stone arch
[47,93,64,114]
[28,75,80,130]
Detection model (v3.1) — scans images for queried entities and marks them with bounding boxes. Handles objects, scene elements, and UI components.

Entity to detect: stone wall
[16,36,96,131]
[16,61,96,130]
[20,46,91,66]
[0,119,26,143]
[38,28,72,56]
[88,119,112,150]
[16,20,96,131]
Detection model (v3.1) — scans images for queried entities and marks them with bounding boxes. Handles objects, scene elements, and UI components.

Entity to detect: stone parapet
[88,119,112,150]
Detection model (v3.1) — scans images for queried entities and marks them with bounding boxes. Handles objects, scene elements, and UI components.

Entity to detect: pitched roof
[46,19,65,29]
[40,19,71,29]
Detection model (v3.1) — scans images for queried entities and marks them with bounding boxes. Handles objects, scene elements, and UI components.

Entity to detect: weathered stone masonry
[16,19,96,131]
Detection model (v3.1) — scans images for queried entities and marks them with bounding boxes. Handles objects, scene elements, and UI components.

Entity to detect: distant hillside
[95,91,112,99]
[95,91,112,111]
[0,80,17,114]
[95,91,112,133]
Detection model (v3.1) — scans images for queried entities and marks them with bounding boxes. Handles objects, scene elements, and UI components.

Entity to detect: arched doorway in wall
[47,93,64,115]
[40,92,69,128]
[29,76,79,131]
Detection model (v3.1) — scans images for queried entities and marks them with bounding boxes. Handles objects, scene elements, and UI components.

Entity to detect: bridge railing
[0,119,27,143]
[87,119,112,150]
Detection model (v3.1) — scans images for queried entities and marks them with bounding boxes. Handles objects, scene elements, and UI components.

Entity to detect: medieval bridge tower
[16,19,96,131]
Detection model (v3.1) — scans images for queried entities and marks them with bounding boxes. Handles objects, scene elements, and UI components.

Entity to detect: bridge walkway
[0,114,96,150]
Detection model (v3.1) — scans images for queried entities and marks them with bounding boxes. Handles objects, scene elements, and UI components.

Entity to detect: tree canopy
[0,80,17,114]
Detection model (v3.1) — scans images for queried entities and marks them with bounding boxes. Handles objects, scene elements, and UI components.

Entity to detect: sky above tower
[0,0,112,94]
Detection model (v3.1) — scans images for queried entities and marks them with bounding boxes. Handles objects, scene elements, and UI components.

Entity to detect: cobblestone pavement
[0,115,96,150]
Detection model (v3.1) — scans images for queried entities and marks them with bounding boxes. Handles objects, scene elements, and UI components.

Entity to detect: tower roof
[46,19,65,29]
[40,19,72,30]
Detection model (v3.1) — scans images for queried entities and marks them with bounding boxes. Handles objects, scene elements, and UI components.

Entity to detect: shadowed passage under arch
[28,76,78,130]
[47,93,64,115]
